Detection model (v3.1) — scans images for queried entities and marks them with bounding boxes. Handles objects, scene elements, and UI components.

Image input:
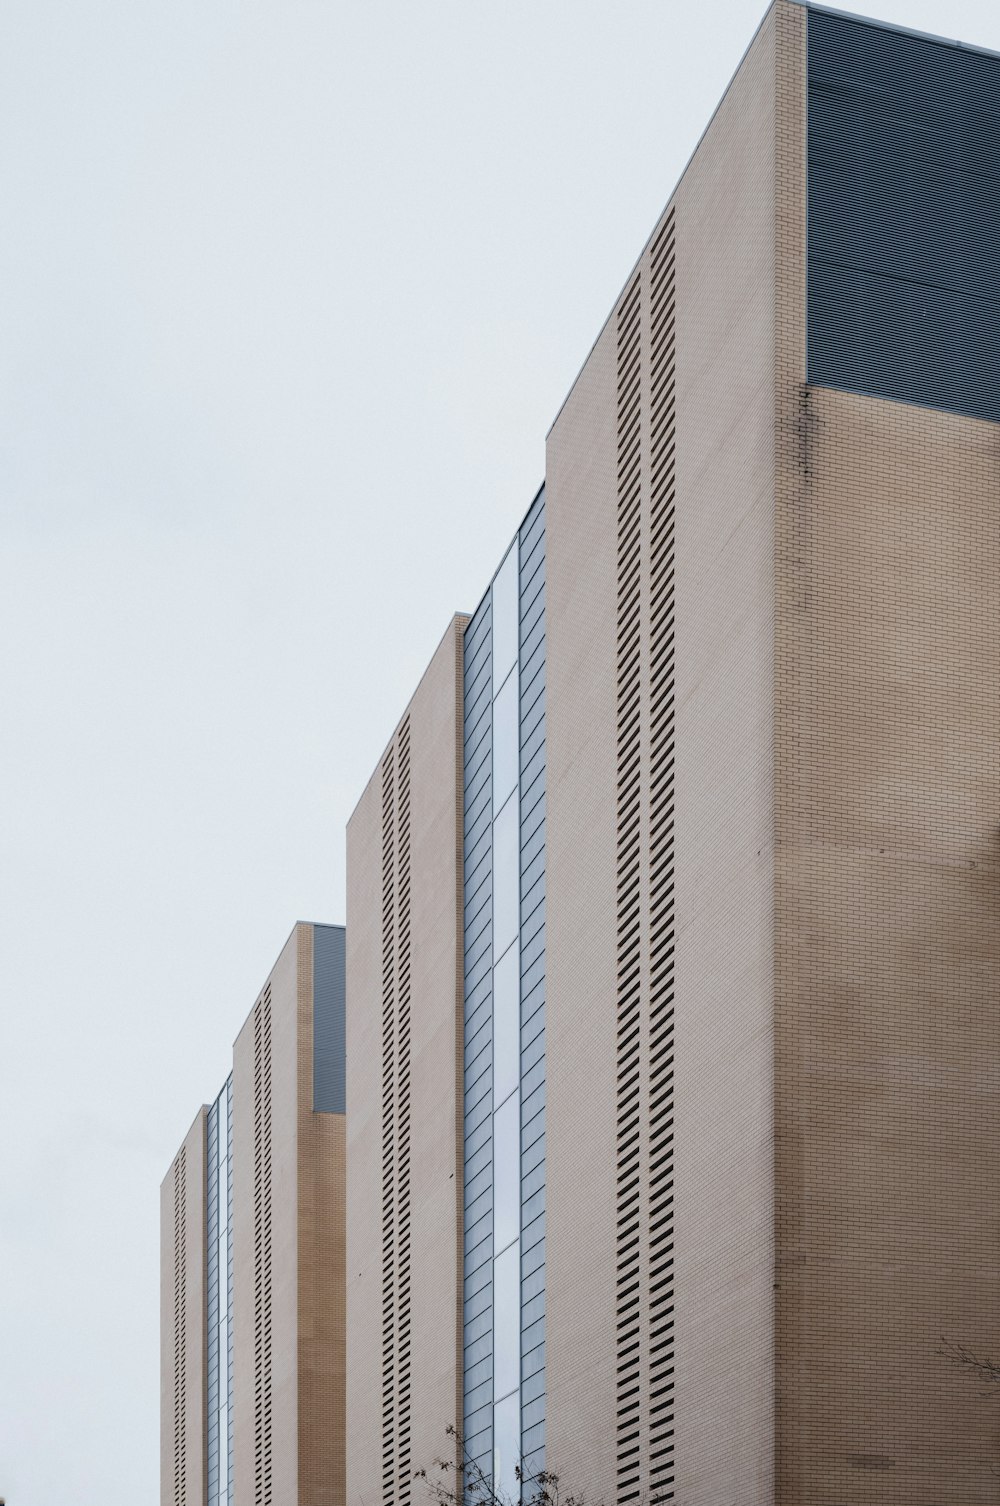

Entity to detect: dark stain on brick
[848,1454,894,1471]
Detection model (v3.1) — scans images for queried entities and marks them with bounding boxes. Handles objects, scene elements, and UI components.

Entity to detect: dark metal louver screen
[808,8,1000,423]
[313,923,346,1114]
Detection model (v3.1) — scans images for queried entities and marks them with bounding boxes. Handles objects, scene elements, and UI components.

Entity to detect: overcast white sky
[2,0,999,1500]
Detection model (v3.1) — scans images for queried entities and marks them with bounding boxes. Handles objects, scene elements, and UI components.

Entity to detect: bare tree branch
[940,1337,1000,1393]
[416,1425,671,1506]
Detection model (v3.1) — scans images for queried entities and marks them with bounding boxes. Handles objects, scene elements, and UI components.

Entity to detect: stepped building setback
[161,923,346,1506]
[163,4,1000,1503]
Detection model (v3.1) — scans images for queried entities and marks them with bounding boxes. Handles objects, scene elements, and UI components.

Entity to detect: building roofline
[546,0,779,440]
[546,0,1000,442]
[463,481,546,635]
[160,1102,207,1188]
[227,918,342,1053]
[790,0,1000,64]
[346,612,471,829]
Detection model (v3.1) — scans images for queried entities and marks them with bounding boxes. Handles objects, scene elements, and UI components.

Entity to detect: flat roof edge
[546,0,779,440]
[546,0,1000,443]
[791,0,1000,64]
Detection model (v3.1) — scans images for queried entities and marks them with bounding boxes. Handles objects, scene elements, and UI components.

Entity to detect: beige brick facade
[346,617,467,1506]
[544,2,1000,1500]
[774,11,1000,1499]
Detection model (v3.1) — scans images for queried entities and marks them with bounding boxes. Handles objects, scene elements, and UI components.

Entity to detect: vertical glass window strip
[493,1393,520,1504]
[491,538,521,1500]
[463,589,494,1484]
[492,548,519,688]
[492,1243,521,1400]
[492,800,519,960]
[517,489,546,1483]
[492,945,520,1108]
[492,1093,520,1256]
[464,487,545,1498]
[492,670,519,816]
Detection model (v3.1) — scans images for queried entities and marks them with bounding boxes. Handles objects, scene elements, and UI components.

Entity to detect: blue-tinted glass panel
[492,945,520,1108]
[493,1243,520,1401]
[492,669,519,816]
[492,799,519,959]
[218,1413,229,1492]
[493,1092,520,1255]
[492,548,519,688]
[494,1392,520,1501]
[464,487,545,1490]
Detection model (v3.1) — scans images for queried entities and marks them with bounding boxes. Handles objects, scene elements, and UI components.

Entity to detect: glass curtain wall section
[206,1076,234,1506]
[463,487,546,1500]
[491,541,521,1504]
[517,493,546,1484]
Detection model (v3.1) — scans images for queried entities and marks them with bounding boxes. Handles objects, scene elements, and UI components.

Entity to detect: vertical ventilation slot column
[252,987,273,1506]
[380,748,397,1505]
[646,211,677,1503]
[207,1079,234,1506]
[396,719,413,1505]
[615,270,644,1506]
[172,1147,187,1506]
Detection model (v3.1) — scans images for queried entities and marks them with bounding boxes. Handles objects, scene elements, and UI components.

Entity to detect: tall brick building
[161,923,346,1506]
[347,4,1000,1504]
[165,4,1000,1503]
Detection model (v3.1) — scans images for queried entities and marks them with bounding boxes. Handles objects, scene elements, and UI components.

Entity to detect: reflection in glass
[493,1092,520,1255]
[492,669,519,817]
[492,547,519,688]
[493,1243,521,1401]
[493,944,520,1108]
[492,798,519,960]
[493,1390,520,1501]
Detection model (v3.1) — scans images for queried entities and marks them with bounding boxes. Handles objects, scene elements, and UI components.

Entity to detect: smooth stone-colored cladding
[672,3,777,1497]
[544,9,777,1503]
